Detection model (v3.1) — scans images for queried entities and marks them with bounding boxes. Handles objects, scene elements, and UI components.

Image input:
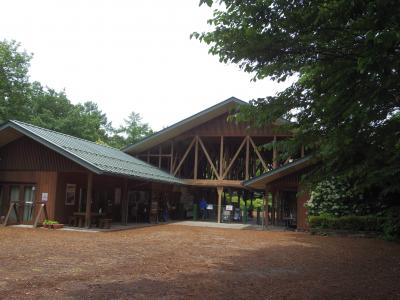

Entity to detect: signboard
[206,204,213,210]
[226,205,233,211]
[65,184,76,205]
[41,192,48,202]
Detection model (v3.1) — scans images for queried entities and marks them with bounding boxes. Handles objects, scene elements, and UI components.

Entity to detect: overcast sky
[1,0,291,130]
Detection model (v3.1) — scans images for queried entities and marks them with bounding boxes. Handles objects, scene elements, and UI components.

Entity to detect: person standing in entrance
[199,198,207,220]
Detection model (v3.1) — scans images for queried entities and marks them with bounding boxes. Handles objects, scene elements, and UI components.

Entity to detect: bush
[383,207,400,241]
[43,219,59,225]
[309,215,385,232]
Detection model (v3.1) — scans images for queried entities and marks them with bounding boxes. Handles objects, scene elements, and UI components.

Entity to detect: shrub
[43,219,59,225]
[308,215,385,232]
[383,207,400,241]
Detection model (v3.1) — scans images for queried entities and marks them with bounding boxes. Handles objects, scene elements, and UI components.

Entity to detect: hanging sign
[226,205,233,211]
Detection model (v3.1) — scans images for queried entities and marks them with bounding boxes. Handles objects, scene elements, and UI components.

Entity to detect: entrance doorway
[1,184,36,224]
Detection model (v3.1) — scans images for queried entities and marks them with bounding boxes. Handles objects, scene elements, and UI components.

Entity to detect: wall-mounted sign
[65,184,76,206]
[206,204,214,210]
[226,205,233,211]
[41,192,48,202]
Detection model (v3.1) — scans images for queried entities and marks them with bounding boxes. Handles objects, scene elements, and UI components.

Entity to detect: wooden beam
[183,179,243,188]
[194,136,199,179]
[198,136,220,180]
[249,136,268,172]
[85,172,93,228]
[219,136,224,178]
[217,186,223,223]
[173,137,196,176]
[222,137,247,179]
[245,136,250,180]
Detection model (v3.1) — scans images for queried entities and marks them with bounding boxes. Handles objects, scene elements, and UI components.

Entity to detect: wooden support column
[158,146,162,168]
[147,151,150,163]
[170,142,174,173]
[217,186,223,223]
[194,136,199,180]
[271,190,276,225]
[273,136,278,169]
[85,172,93,228]
[122,178,128,225]
[263,188,269,228]
[245,136,250,180]
[219,136,224,178]
[301,145,305,158]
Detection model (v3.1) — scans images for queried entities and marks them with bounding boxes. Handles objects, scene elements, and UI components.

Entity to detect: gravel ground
[0,225,399,300]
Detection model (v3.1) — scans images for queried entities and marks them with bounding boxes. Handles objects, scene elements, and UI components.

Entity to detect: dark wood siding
[0,136,85,172]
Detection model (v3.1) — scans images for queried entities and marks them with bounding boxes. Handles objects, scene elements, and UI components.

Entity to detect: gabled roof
[123,97,247,154]
[0,120,183,185]
[243,156,314,190]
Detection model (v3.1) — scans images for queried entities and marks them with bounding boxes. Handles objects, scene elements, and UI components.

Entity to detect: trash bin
[243,206,248,224]
[193,203,198,221]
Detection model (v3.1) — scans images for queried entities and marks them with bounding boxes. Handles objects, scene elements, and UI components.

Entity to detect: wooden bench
[99,218,112,229]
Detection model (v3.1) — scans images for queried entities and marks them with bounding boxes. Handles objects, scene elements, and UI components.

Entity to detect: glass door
[23,186,35,223]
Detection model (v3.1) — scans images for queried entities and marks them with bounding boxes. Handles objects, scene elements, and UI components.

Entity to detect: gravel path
[0,225,399,299]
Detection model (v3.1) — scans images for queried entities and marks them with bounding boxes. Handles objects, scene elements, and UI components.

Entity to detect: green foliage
[43,219,59,225]
[309,215,385,232]
[383,207,400,241]
[194,0,400,200]
[0,39,153,149]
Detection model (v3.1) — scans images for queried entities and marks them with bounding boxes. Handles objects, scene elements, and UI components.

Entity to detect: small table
[73,212,106,227]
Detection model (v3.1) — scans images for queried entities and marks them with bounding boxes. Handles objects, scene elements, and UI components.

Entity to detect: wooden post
[273,136,278,169]
[147,151,150,163]
[122,178,128,225]
[301,145,305,158]
[158,146,162,168]
[264,190,269,228]
[85,172,93,228]
[245,136,250,180]
[194,136,199,180]
[219,136,224,178]
[170,142,174,174]
[217,186,223,223]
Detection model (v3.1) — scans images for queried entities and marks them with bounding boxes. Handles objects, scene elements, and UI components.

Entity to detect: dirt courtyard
[0,225,399,300]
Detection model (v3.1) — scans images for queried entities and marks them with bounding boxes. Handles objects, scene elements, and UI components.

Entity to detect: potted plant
[43,219,64,229]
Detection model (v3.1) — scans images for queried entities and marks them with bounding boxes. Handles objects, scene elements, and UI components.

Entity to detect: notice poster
[65,184,76,205]
[206,204,213,210]
[41,192,48,202]
[226,205,233,211]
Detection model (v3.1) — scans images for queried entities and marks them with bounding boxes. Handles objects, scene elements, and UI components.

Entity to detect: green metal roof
[243,156,313,190]
[0,120,183,185]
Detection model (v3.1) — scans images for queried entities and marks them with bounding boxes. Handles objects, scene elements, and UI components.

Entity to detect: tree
[120,112,153,145]
[194,0,400,200]
[0,40,32,123]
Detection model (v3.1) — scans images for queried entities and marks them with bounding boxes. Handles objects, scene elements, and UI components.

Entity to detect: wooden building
[123,97,305,224]
[0,97,312,229]
[0,120,182,227]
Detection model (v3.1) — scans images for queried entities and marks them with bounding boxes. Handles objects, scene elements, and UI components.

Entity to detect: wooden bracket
[173,137,196,176]
[33,203,49,228]
[198,136,221,180]
[3,202,21,226]
[222,136,247,179]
